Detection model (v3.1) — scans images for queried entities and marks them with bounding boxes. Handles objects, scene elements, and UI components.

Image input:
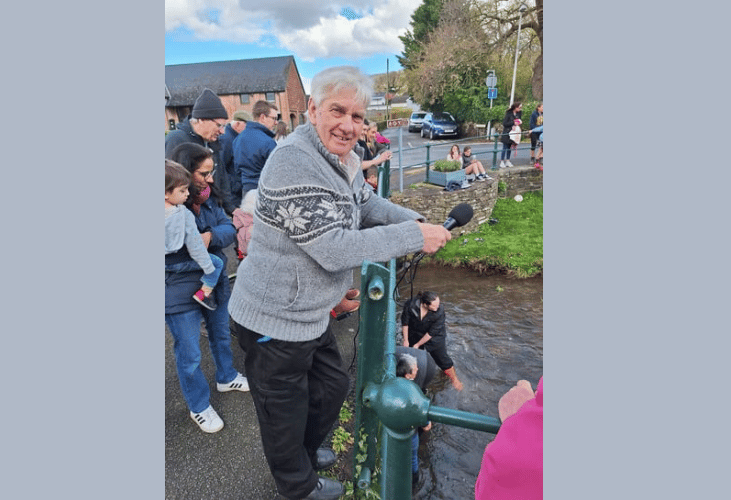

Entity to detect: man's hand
[417,222,451,254]
[498,380,535,422]
[201,231,212,248]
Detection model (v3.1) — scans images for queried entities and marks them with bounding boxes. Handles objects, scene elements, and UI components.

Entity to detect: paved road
[380,126,537,191]
[165,246,361,500]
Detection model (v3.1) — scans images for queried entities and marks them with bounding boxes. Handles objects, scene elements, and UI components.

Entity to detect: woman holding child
[165,143,249,434]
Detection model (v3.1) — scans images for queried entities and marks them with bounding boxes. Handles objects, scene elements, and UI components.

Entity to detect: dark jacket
[165,196,235,315]
[165,116,236,214]
[219,123,242,207]
[501,110,522,145]
[232,121,276,193]
[401,296,447,348]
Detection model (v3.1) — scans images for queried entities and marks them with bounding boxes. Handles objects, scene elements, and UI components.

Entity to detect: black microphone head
[448,203,473,227]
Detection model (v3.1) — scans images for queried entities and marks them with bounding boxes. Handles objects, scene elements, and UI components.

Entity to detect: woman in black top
[400,291,464,390]
[500,102,522,168]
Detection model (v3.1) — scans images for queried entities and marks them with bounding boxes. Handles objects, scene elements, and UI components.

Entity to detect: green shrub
[432,159,461,172]
[498,181,507,194]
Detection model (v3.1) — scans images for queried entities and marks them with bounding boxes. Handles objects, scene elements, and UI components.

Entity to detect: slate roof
[165,56,298,107]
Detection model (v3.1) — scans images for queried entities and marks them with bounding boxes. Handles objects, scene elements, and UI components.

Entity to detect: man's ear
[307,97,317,125]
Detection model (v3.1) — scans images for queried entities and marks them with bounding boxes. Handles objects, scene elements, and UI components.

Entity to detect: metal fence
[385,129,539,193]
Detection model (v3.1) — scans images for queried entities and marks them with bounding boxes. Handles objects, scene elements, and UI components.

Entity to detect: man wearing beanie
[220,110,252,208]
[165,88,237,215]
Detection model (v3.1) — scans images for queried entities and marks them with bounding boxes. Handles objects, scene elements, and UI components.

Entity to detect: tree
[397,0,446,71]
[401,0,543,110]
[475,0,543,100]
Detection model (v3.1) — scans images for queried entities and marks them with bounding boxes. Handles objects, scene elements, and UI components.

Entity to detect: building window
[266,92,275,102]
[240,94,250,104]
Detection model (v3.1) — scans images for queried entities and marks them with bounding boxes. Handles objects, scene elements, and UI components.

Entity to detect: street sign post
[486,70,497,138]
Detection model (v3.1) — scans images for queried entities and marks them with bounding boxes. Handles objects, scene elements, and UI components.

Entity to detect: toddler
[165,159,223,311]
[509,118,523,150]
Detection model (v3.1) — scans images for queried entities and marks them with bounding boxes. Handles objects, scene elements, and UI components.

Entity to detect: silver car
[408,112,427,132]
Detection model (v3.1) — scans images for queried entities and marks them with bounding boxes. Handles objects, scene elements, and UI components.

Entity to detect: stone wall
[389,166,542,235]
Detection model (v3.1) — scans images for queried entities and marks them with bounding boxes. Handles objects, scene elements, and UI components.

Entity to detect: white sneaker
[499,160,506,168]
[217,372,250,392]
[505,160,514,167]
[190,405,224,433]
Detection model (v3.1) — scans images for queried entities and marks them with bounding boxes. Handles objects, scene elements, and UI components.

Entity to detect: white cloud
[165,0,422,59]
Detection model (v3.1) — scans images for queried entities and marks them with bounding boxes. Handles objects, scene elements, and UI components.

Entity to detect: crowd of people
[164,70,541,500]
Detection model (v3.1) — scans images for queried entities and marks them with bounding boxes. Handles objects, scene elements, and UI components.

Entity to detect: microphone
[443,203,473,230]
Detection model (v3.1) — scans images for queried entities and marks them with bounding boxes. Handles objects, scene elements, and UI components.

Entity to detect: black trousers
[233,321,350,499]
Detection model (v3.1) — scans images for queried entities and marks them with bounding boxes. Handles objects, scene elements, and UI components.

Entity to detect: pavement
[165,244,361,500]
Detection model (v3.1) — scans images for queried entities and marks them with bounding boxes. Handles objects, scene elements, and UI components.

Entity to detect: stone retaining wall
[389,166,543,235]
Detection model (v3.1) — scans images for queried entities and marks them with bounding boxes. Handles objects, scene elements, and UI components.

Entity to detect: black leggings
[530,132,540,152]
[422,342,454,371]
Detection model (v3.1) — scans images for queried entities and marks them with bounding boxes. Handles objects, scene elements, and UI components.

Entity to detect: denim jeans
[500,142,513,160]
[411,432,419,473]
[166,253,223,290]
[165,304,238,413]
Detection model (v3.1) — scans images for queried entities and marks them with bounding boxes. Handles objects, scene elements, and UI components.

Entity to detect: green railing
[385,130,535,191]
[352,259,502,499]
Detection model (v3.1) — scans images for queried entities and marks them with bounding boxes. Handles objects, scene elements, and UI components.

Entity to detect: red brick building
[165,56,307,134]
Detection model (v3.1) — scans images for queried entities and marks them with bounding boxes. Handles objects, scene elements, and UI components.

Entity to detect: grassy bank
[428,190,543,278]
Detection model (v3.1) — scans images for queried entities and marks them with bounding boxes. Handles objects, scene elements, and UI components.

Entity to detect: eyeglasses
[198,169,215,179]
[207,119,226,129]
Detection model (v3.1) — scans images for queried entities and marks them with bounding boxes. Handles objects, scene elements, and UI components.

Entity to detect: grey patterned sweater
[228,121,425,341]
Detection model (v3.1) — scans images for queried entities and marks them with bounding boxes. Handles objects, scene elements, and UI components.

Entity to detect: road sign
[485,73,497,88]
[487,87,497,99]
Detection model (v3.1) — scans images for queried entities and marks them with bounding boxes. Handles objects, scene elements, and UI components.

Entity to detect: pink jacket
[475,377,543,500]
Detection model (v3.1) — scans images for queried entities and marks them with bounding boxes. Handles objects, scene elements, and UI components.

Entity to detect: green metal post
[353,260,396,491]
[491,134,499,170]
[425,144,431,183]
[379,159,391,199]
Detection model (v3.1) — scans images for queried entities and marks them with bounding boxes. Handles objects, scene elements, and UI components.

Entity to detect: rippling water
[396,264,543,500]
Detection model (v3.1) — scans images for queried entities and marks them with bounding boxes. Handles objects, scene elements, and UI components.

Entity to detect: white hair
[310,66,373,109]
[396,353,418,378]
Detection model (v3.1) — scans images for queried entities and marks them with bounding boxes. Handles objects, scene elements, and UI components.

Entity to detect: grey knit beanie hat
[192,88,228,119]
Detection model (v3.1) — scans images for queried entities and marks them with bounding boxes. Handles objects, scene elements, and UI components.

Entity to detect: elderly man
[228,66,451,500]
[165,88,236,214]
[220,110,252,209]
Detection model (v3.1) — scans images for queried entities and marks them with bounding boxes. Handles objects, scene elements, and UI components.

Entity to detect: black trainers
[302,477,344,500]
[193,290,217,311]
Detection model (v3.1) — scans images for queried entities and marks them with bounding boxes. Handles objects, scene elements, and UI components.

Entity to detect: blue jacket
[165,196,235,315]
[529,109,543,131]
[219,123,241,206]
[232,121,276,193]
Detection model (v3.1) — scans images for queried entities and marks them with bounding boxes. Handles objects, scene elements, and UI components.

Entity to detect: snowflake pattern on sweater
[255,183,361,244]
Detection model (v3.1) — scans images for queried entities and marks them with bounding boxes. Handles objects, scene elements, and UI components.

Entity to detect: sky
[165,0,423,94]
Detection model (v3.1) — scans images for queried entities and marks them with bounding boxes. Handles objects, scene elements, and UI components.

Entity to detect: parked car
[420,112,459,139]
[408,112,427,132]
